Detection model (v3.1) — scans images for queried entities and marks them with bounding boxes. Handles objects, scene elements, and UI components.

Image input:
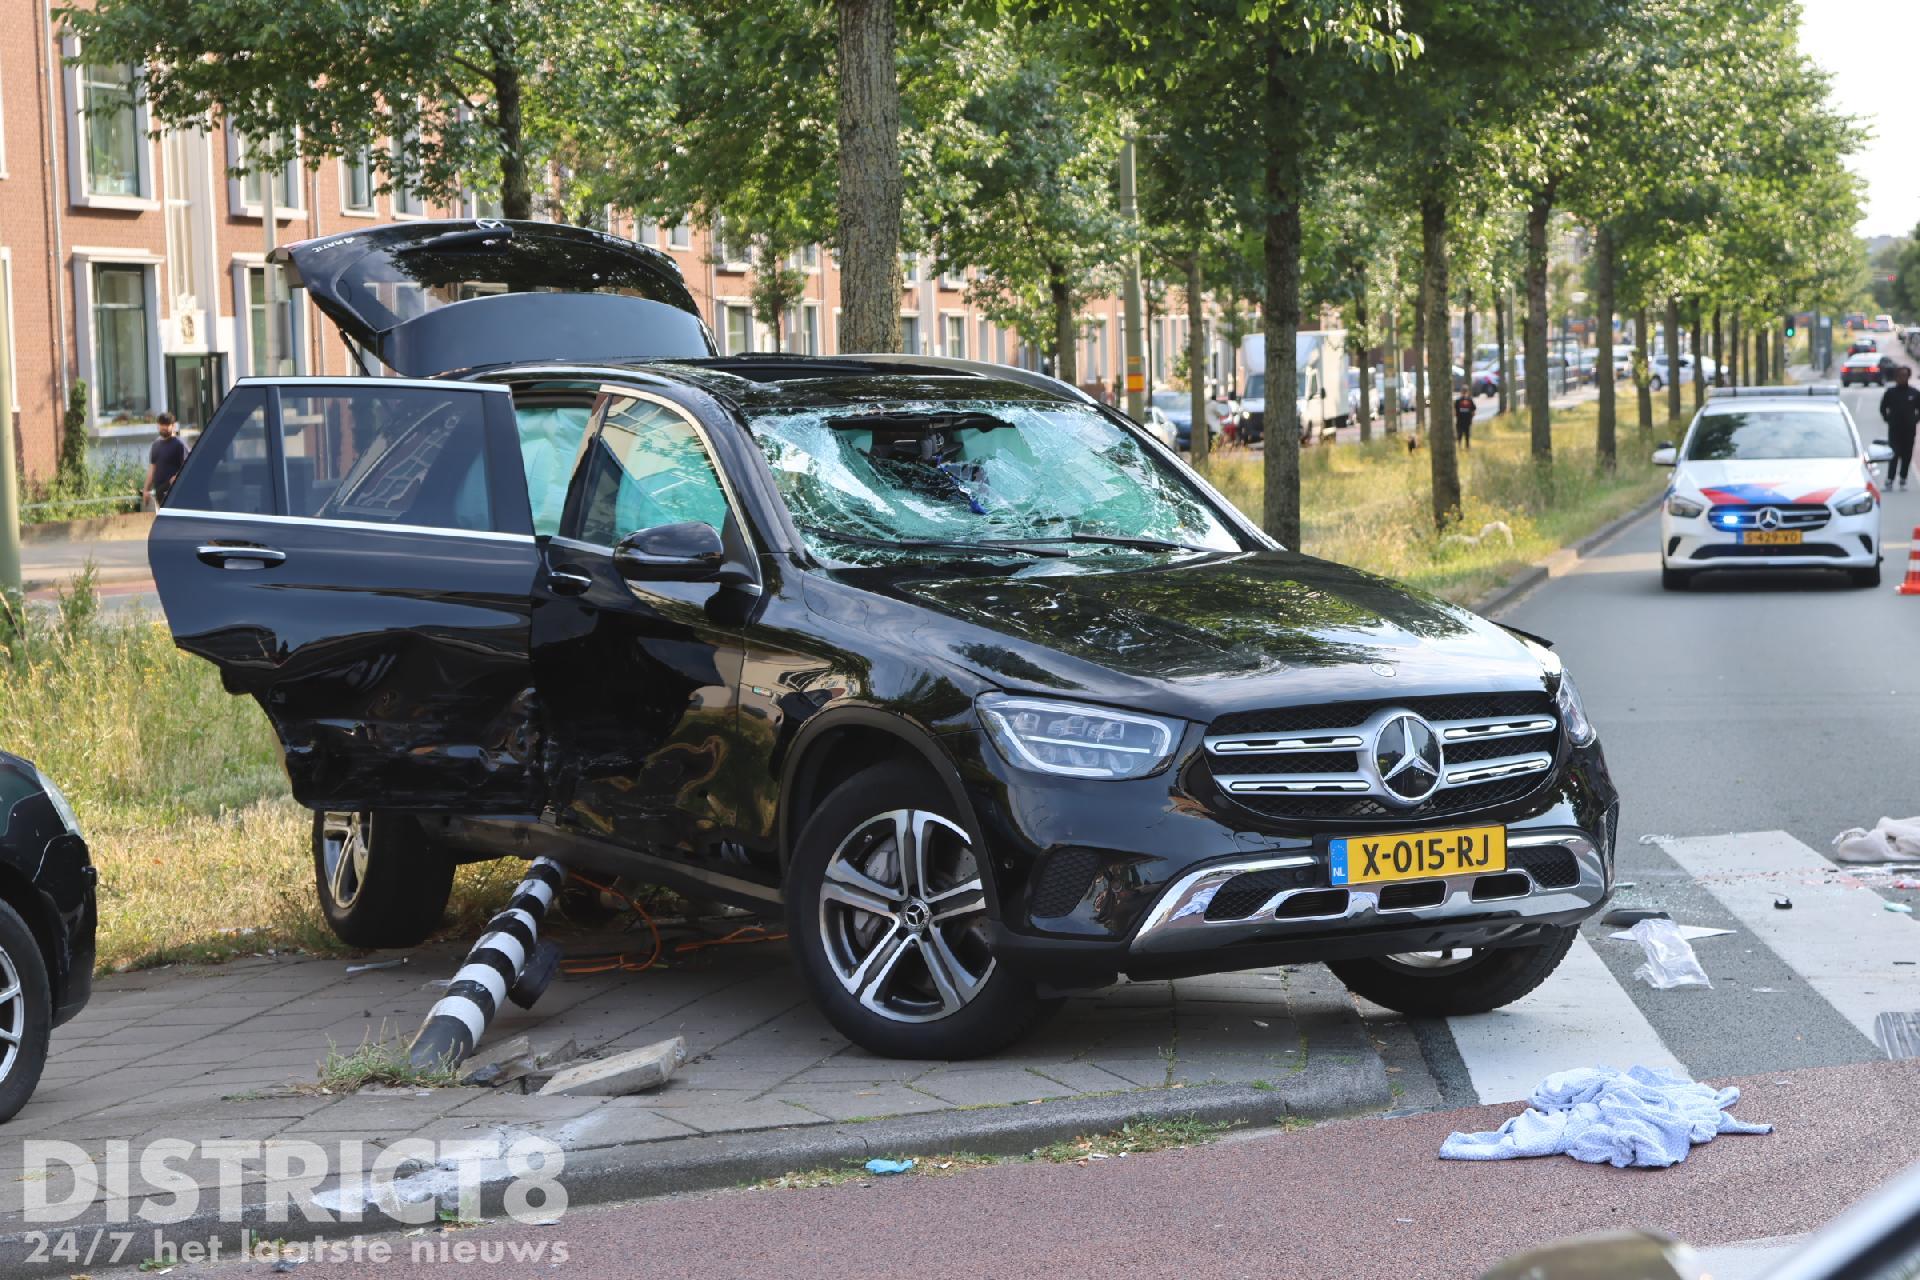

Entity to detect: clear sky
[1798,0,1915,238]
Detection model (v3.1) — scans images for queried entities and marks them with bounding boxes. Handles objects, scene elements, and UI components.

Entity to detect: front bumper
[1661,507,1879,570]
[951,727,1618,988]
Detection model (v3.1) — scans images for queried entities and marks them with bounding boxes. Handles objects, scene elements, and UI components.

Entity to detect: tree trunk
[1755,324,1769,389]
[1260,170,1303,547]
[1729,311,1741,387]
[1413,274,1427,430]
[1495,292,1510,416]
[1383,296,1400,435]
[1187,252,1208,465]
[1690,299,1705,410]
[1460,291,1474,404]
[487,2,533,220]
[1524,194,1553,461]
[834,0,903,353]
[1422,197,1461,527]
[1635,306,1654,437]
[1712,305,1724,387]
[1355,284,1372,444]
[1594,225,1616,471]
[1665,295,1682,423]
[1049,265,1077,387]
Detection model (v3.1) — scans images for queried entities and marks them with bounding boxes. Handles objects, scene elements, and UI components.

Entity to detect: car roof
[491,353,1096,414]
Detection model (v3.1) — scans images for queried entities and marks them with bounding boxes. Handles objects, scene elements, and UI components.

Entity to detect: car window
[164,387,272,515]
[1685,410,1856,461]
[748,398,1242,563]
[571,396,731,546]
[516,404,593,537]
[278,387,493,531]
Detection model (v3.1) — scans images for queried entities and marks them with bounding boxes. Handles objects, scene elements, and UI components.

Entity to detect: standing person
[141,412,186,510]
[1880,366,1920,489]
[1453,388,1476,451]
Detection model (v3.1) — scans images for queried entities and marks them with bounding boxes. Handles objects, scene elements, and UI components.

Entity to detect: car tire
[1661,565,1691,591]
[1326,925,1578,1018]
[1851,562,1883,588]
[312,810,454,949]
[1650,374,1664,391]
[0,900,51,1123]
[786,761,1057,1059]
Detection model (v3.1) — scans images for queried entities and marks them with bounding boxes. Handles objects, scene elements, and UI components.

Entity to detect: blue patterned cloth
[1439,1065,1773,1169]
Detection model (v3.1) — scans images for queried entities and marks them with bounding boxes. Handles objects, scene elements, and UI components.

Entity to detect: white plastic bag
[1833,817,1920,864]
[1629,917,1712,989]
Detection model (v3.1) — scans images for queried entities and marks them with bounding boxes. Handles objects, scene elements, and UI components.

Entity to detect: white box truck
[1236,330,1349,445]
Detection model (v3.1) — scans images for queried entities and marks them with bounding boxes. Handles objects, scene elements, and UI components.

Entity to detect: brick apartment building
[2,7,1234,487]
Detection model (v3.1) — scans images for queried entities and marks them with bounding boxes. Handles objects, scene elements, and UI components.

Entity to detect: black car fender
[776,704,993,905]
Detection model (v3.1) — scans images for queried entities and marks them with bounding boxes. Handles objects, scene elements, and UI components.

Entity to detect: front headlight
[1554,672,1596,747]
[1666,493,1705,519]
[1834,490,1876,517]
[978,694,1183,780]
[33,768,81,837]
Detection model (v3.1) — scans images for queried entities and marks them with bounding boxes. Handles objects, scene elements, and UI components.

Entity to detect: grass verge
[1197,401,1665,603]
[0,581,520,973]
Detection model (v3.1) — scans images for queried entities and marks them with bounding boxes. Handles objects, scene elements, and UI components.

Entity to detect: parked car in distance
[1847,338,1879,356]
[1470,362,1500,398]
[1840,350,1891,386]
[1138,403,1178,449]
[0,752,95,1121]
[1148,389,1206,451]
[1644,352,1718,391]
[148,218,1621,1060]
[1654,385,1888,590]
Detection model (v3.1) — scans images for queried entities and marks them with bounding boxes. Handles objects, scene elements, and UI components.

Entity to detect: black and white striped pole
[409,857,566,1071]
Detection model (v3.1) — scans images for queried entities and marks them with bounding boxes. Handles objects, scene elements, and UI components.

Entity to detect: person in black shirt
[1453,391,1476,450]
[142,412,186,509]
[1880,367,1920,489]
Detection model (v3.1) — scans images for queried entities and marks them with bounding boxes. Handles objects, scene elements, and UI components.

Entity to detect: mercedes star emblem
[1373,712,1444,804]
[1757,506,1781,530]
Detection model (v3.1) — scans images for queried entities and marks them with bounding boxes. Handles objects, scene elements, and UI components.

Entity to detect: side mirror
[1869,441,1895,463]
[613,521,728,583]
[1652,445,1678,466]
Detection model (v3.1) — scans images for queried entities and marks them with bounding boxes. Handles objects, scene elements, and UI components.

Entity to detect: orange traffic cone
[1899,527,1920,595]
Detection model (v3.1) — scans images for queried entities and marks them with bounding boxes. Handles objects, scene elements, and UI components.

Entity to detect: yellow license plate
[1328,826,1506,886]
[1740,529,1802,546]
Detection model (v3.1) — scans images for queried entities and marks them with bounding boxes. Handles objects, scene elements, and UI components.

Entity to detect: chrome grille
[1203,693,1560,823]
[1705,503,1830,531]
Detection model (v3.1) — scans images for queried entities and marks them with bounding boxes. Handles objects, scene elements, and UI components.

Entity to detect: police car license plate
[1741,530,1802,545]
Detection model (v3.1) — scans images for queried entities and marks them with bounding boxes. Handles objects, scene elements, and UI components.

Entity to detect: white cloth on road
[1438,1065,1772,1169]
[1832,816,1920,864]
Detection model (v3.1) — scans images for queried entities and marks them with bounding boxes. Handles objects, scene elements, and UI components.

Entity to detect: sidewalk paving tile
[447,1094,607,1123]
[911,1069,1078,1107]
[1022,1063,1141,1095]
[767,1084,950,1122]
[663,1100,834,1134]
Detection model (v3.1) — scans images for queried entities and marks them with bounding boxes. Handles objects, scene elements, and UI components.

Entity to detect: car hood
[1675,457,1872,503]
[819,551,1551,721]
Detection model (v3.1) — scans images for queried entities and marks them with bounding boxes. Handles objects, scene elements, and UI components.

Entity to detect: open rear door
[272,220,715,378]
[149,377,545,813]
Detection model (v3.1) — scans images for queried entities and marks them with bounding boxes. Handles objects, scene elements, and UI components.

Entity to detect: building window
[80,62,142,198]
[723,304,752,355]
[793,304,820,356]
[715,222,749,270]
[665,221,691,250]
[941,267,966,290]
[463,189,504,219]
[901,254,920,286]
[978,318,991,365]
[92,265,153,417]
[236,131,300,212]
[901,314,921,355]
[801,244,819,270]
[342,148,375,213]
[245,265,296,376]
[943,314,966,359]
[390,135,424,216]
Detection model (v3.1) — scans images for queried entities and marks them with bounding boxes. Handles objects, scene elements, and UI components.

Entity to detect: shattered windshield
[748,401,1243,564]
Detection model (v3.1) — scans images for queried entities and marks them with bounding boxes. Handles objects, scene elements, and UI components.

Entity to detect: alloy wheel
[817,808,994,1023]
[0,946,22,1084]
[1381,948,1482,972]
[319,811,372,912]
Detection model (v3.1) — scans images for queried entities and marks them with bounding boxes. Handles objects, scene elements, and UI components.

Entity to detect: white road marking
[1447,933,1680,1104]
[1657,830,1920,1045]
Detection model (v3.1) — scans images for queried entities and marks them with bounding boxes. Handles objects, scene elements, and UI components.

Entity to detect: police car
[1654,385,1894,591]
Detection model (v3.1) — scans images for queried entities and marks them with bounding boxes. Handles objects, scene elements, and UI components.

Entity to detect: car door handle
[196,544,287,570]
[548,569,593,596]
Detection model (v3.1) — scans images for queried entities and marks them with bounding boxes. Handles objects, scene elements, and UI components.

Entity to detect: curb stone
[1469,491,1664,619]
[0,1061,1389,1273]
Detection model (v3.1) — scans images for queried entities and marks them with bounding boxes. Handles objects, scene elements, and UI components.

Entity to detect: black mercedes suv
[149,220,1617,1058]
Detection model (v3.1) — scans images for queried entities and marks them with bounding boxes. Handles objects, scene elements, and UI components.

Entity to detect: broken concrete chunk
[520,1038,581,1093]
[458,1035,535,1088]
[537,1037,687,1097]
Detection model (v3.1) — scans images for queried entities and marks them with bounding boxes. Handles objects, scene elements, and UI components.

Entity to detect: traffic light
[1785,319,1798,338]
